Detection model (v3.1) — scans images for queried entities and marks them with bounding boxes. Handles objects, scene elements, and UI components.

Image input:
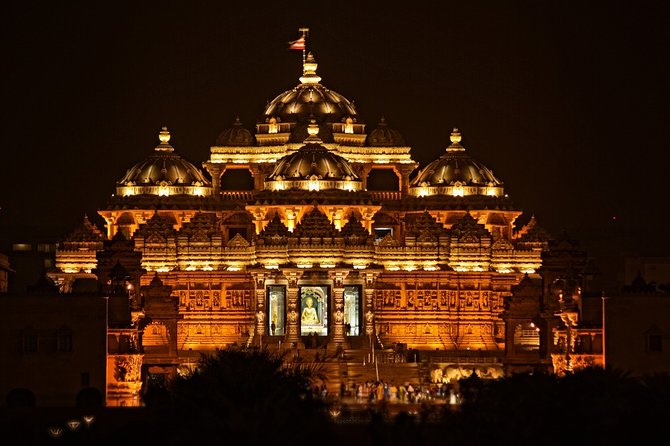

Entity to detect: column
[249,164,273,192]
[283,269,304,349]
[253,273,267,347]
[362,271,379,336]
[396,163,418,197]
[329,270,350,352]
[203,162,225,195]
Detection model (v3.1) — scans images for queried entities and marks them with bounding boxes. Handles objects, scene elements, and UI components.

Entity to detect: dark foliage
[112,346,336,446]
[435,366,670,446]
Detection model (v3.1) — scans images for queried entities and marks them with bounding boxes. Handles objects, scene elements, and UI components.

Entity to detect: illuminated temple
[49,51,602,406]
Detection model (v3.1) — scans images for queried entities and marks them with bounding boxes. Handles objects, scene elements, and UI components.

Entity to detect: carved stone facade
[50,45,601,404]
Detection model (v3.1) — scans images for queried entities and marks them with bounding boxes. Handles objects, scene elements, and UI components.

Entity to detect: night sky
[2,1,669,284]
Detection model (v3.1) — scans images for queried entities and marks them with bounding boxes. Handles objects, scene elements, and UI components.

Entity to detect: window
[374,227,393,242]
[22,333,38,353]
[344,285,361,336]
[57,332,73,352]
[267,285,286,336]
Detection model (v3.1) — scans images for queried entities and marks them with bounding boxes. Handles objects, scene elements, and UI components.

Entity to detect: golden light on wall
[308,177,320,191]
[268,117,279,134]
[344,117,354,134]
[158,185,170,196]
[452,182,464,197]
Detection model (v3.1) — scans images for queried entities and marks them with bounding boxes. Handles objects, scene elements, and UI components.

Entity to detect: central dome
[265,123,361,192]
[261,53,361,144]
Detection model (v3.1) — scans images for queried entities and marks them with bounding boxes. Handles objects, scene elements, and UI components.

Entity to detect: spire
[300,52,322,84]
[446,127,465,152]
[155,126,174,152]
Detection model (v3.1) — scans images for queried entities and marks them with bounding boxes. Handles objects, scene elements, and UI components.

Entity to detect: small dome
[265,123,361,191]
[116,127,212,197]
[367,117,406,146]
[215,117,254,146]
[409,129,504,197]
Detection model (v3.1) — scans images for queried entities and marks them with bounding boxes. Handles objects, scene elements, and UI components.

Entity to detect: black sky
[2,1,669,282]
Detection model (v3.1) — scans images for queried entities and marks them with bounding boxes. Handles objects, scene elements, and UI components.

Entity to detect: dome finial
[159,126,170,143]
[300,52,322,84]
[450,128,461,143]
[447,128,465,152]
[156,126,174,152]
[304,118,322,143]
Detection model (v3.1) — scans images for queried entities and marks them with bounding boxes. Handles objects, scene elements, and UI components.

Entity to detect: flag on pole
[288,36,305,50]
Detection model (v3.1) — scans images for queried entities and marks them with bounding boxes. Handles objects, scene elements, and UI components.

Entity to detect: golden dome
[265,123,361,192]
[116,127,212,197]
[262,53,359,142]
[409,128,504,197]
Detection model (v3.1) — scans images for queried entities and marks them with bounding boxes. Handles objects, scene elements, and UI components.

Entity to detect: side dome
[367,117,406,146]
[259,53,363,144]
[215,117,254,146]
[265,123,362,192]
[116,127,212,197]
[409,128,504,197]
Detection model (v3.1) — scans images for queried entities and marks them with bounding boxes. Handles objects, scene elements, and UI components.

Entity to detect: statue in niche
[301,297,319,324]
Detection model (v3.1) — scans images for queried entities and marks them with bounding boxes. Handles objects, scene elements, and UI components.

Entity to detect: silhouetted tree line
[101,347,670,446]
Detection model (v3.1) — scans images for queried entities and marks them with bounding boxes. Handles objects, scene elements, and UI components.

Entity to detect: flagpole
[298,27,309,67]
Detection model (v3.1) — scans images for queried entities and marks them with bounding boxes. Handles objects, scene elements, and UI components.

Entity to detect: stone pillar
[253,272,267,347]
[203,162,225,195]
[396,163,418,197]
[249,164,272,192]
[362,271,379,336]
[357,164,373,190]
[329,270,350,352]
[283,269,304,349]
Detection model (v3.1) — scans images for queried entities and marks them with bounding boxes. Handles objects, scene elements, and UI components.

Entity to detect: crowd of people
[312,380,460,406]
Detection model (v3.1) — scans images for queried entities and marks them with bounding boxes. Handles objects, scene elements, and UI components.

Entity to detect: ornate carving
[114,355,143,382]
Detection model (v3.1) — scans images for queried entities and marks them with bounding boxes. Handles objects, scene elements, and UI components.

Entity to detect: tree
[141,345,336,445]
